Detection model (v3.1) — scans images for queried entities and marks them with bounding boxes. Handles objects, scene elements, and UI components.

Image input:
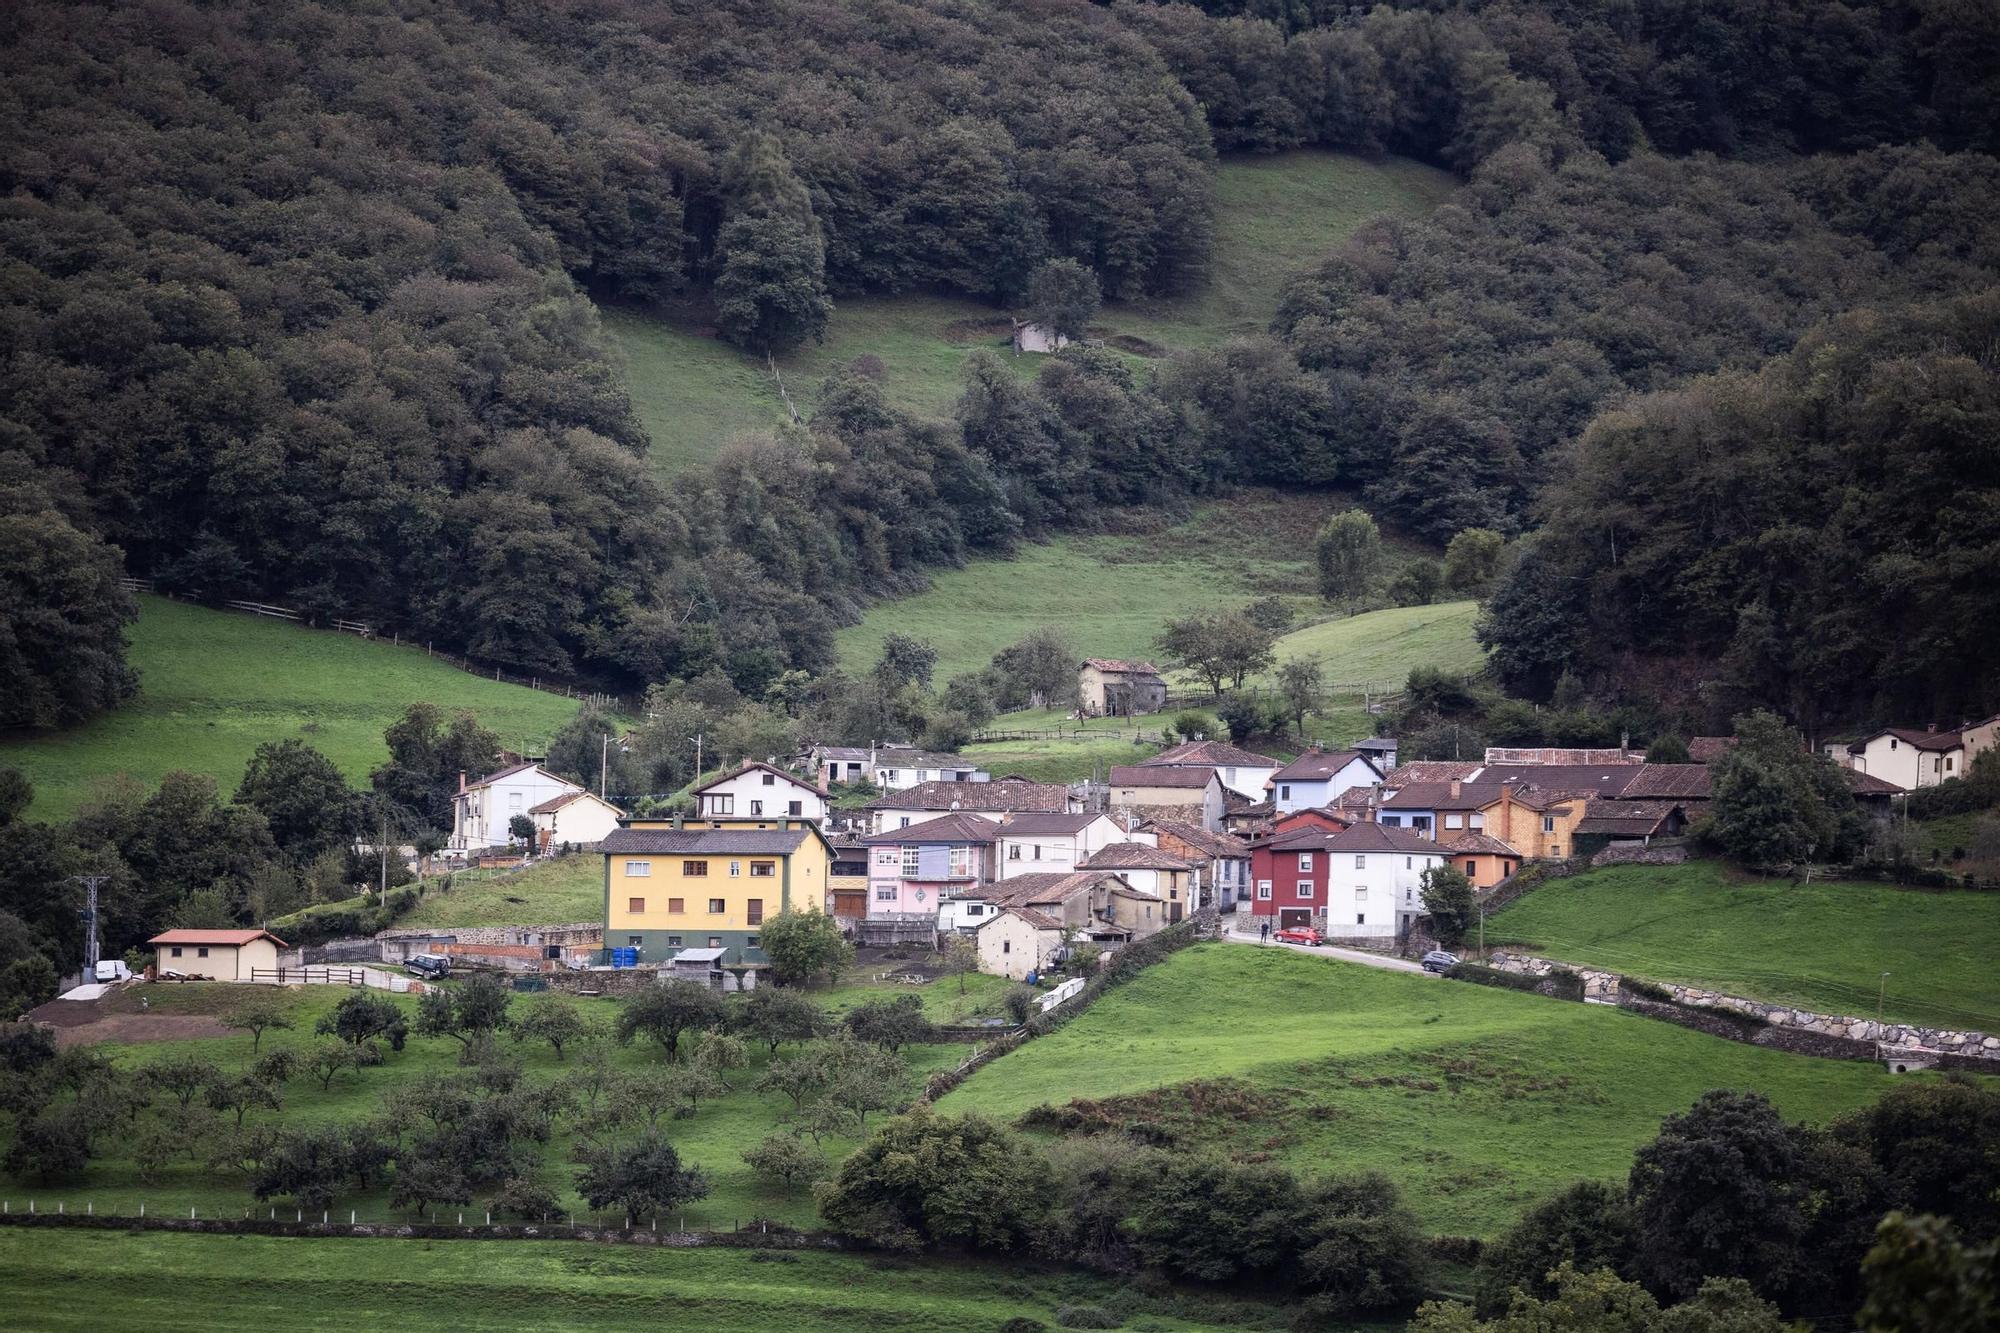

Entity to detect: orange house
[1442,832,1521,888]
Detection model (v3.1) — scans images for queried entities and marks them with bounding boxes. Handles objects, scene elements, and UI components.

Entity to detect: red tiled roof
[1861,727,1966,753]
[529,791,624,816]
[1843,769,1905,794]
[1615,765,1713,799]
[1141,740,1278,769]
[1142,819,1253,860]
[149,929,288,948]
[1687,737,1737,763]
[1110,765,1215,789]
[997,812,1104,835]
[1080,842,1197,871]
[1443,832,1520,857]
[1386,761,1483,784]
[983,871,1109,907]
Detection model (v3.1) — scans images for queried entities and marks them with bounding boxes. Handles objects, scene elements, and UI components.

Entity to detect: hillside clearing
[400,857,607,930]
[1269,600,1487,686]
[941,944,1906,1236]
[607,150,1455,480]
[0,1231,1275,1332]
[1483,861,2000,1032]
[0,597,586,821]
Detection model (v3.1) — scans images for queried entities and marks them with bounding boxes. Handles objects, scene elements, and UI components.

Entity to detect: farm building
[1078,659,1166,717]
[149,928,287,982]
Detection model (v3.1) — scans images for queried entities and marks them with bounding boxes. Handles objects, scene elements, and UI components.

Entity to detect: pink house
[860,812,999,920]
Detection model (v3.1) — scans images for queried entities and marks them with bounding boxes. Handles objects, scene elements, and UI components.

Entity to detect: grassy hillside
[1270,600,1488,687]
[942,944,1905,1236]
[608,150,1456,479]
[0,596,585,821]
[401,857,607,930]
[0,1231,1276,1332]
[1484,861,2000,1031]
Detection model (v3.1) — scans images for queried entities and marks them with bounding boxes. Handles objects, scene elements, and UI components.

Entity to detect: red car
[1273,925,1322,946]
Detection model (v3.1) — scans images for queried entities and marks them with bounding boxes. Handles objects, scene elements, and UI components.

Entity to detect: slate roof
[1843,769,1906,795]
[860,812,1000,845]
[1386,760,1484,784]
[1687,736,1737,763]
[864,779,1070,813]
[1270,750,1379,782]
[996,812,1104,835]
[1381,781,1579,811]
[1141,740,1278,768]
[1079,842,1197,871]
[982,871,1109,907]
[1109,765,1215,789]
[985,906,1063,931]
[1265,823,1441,856]
[465,761,555,790]
[1574,799,1685,837]
[1854,727,1966,752]
[1614,765,1714,799]
[599,827,817,855]
[1082,658,1162,676]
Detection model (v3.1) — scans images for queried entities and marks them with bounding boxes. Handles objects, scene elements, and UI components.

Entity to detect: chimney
[1449,779,1461,800]
[458,771,467,794]
[672,813,683,831]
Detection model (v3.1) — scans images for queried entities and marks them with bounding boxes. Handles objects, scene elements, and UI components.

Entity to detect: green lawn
[0,1230,1281,1332]
[942,944,1915,1237]
[1484,861,2000,1032]
[1268,600,1488,690]
[0,597,586,821]
[402,857,608,930]
[607,150,1456,480]
[0,982,972,1232]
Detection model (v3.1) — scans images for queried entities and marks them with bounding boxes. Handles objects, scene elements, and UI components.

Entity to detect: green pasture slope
[399,856,609,930]
[0,1231,1279,1333]
[606,150,1457,480]
[942,944,1908,1237]
[1484,861,2000,1032]
[0,596,585,821]
[1268,600,1487,687]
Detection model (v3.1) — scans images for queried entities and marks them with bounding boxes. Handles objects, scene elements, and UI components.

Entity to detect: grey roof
[861,812,1000,845]
[1079,842,1197,871]
[600,827,814,855]
[1271,750,1381,782]
[997,812,1104,835]
[1109,765,1216,789]
[864,779,1070,813]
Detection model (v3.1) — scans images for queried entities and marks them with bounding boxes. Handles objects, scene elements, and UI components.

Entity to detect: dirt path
[24,996,236,1048]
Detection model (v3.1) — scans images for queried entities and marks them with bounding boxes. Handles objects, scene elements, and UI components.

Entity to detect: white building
[694,761,831,823]
[1826,718,1999,791]
[529,791,625,850]
[864,778,1077,835]
[993,812,1125,879]
[452,763,583,851]
[1268,749,1385,814]
[1012,321,1070,355]
[811,745,989,792]
[975,907,1063,979]
[1137,739,1280,801]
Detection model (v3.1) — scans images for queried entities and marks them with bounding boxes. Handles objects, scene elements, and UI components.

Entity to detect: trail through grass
[942,944,1915,1236]
[0,597,585,821]
[1484,861,2000,1031]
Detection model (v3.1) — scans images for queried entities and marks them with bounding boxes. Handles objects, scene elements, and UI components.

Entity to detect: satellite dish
[950,800,961,810]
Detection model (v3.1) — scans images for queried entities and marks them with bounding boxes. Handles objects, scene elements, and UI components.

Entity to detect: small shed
[148,928,288,982]
[1012,321,1070,354]
[666,946,728,984]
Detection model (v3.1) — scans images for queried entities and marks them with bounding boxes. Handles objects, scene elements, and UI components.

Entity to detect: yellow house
[149,928,287,982]
[599,816,831,968]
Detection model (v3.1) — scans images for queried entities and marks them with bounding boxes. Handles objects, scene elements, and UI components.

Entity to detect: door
[1279,908,1311,929]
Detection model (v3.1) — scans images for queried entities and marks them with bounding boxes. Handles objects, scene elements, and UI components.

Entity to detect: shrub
[1054,1306,1121,1329]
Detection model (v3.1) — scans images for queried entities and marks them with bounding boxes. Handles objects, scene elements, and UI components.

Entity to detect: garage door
[1279,908,1311,929]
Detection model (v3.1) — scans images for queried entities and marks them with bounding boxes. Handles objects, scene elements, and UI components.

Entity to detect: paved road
[1222,926,1431,974]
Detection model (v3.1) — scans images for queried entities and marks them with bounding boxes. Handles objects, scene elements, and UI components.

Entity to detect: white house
[1826,718,1999,791]
[1268,749,1385,815]
[864,778,1076,835]
[451,763,584,851]
[529,791,625,850]
[976,907,1064,979]
[694,761,831,823]
[1255,822,1445,943]
[1137,739,1280,801]
[811,745,989,792]
[994,812,1125,879]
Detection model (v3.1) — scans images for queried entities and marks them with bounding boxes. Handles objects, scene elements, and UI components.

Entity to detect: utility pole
[600,733,611,800]
[1877,971,1891,1033]
[688,733,703,783]
[73,875,110,975]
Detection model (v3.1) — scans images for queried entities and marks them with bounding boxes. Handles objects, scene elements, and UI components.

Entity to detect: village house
[864,777,1076,834]
[1571,800,1689,856]
[1106,764,1225,830]
[810,744,990,791]
[993,812,1125,879]
[861,813,999,936]
[1825,718,1999,790]
[1352,736,1399,773]
[1077,842,1199,921]
[975,907,1066,979]
[528,791,624,851]
[1247,823,1445,943]
[826,837,870,924]
[1143,819,1252,910]
[1441,832,1521,889]
[1012,320,1069,354]
[149,928,287,982]
[945,868,1151,947]
[694,760,831,823]
[1268,749,1384,814]
[1378,779,1590,861]
[450,762,584,851]
[599,817,831,970]
[1078,658,1167,717]
[1138,739,1281,801]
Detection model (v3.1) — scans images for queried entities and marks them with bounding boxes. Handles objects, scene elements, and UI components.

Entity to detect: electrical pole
[73,875,110,975]
[688,733,703,783]
[600,733,611,800]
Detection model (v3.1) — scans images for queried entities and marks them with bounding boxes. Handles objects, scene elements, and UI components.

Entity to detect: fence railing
[250,965,415,993]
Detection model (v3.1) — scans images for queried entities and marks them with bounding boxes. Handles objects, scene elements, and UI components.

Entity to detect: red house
[1248,827,1339,931]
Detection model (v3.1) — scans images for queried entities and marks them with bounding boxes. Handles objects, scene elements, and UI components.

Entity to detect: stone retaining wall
[1590,842,1688,868]
[1487,951,1999,1058]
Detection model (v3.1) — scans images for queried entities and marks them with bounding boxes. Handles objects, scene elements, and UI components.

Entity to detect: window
[1008,844,1021,860]
[170,946,183,958]
[875,887,895,901]
[629,936,644,947]
[508,792,523,809]
[747,899,764,925]
[901,847,920,875]
[1256,880,1272,900]
[899,817,911,828]
[668,897,684,913]
[1002,940,1012,955]
[966,904,984,917]
[1033,844,1043,860]
[1279,784,1292,801]
[708,937,721,948]
[628,897,645,913]
[789,801,803,816]
[761,772,775,786]
[1444,814,1463,829]
[1464,860,1477,876]
[626,861,652,877]
[1549,845,1561,857]
[1356,913,1365,925]
[198,947,210,958]
[1297,880,1314,899]
[682,860,709,877]
[729,861,741,877]
[1297,852,1314,871]
[750,861,775,878]
[710,794,734,814]
[1355,887,1367,900]
[949,846,972,877]
[1890,738,1898,750]
[747,935,760,948]
[707,898,725,913]
[1542,815,1556,833]
[1469,812,1485,829]
[750,800,764,816]
[666,935,681,947]
[881,770,899,784]
[1405,856,1412,869]
[1354,854,1366,869]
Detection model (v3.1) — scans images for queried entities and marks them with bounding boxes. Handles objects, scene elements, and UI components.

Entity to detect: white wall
[994,815,1122,880]
[452,767,580,849]
[537,795,623,847]
[1328,850,1443,940]
[1271,758,1379,814]
[699,769,828,821]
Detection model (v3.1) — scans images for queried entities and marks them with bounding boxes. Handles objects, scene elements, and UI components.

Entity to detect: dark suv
[1420,950,1459,974]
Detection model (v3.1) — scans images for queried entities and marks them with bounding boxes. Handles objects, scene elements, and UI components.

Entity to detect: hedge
[1446,961,1584,1002]
[270,887,421,947]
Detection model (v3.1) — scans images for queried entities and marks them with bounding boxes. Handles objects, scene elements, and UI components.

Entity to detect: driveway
[1223,924,1431,974]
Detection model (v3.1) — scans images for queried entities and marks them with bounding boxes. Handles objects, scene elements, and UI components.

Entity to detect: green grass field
[1483,861,2000,1032]
[0,1230,1281,1332]
[402,857,608,929]
[0,977,991,1232]
[607,150,1456,480]
[1269,600,1487,688]
[0,597,585,821]
[942,944,1912,1237]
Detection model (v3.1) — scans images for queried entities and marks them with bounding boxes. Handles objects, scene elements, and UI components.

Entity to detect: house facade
[1106,765,1225,830]
[1248,823,1444,942]
[1268,750,1384,814]
[451,763,583,851]
[976,907,1064,979]
[1138,739,1279,801]
[529,791,625,851]
[994,812,1125,879]
[150,928,287,982]
[812,745,990,792]
[1442,832,1520,889]
[695,761,831,823]
[864,778,1075,834]
[1078,659,1167,717]
[861,813,999,921]
[1144,819,1252,910]
[1827,722,1999,791]
[599,819,831,968]
[1077,843,1198,921]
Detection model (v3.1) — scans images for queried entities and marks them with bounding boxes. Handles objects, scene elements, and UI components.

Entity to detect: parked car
[1421,950,1459,974]
[1273,925,1322,946]
[406,954,451,980]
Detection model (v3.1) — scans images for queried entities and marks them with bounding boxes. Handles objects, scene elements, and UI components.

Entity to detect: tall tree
[713,135,832,353]
[1316,509,1384,614]
[235,740,358,866]
[0,466,136,728]
[1025,259,1101,342]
